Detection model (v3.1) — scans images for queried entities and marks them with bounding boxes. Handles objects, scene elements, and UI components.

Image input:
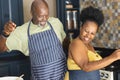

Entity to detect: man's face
[32,5,49,27]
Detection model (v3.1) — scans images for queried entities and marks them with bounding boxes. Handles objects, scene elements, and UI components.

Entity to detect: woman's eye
[84,29,88,33]
[91,33,95,35]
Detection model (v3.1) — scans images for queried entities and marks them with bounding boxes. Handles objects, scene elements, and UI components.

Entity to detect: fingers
[3,21,16,36]
[115,49,120,52]
[4,24,15,31]
[5,21,16,28]
[112,49,120,60]
[8,21,16,27]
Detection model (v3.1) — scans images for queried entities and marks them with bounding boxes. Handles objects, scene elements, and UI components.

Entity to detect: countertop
[0,50,29,61]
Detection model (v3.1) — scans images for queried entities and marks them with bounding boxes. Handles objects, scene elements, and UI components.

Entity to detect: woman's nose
[86,33,91,38]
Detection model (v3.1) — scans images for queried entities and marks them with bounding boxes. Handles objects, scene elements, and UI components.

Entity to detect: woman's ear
[80,26,82,31]
[79,22,83,30]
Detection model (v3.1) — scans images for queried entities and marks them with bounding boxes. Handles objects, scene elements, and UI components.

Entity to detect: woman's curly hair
[80,6,104,27]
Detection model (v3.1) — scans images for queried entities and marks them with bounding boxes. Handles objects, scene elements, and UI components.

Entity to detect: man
[0,0,67,80]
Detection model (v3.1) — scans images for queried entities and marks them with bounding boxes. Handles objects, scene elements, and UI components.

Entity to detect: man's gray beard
[37,23,43,27]
[37,23,46,29]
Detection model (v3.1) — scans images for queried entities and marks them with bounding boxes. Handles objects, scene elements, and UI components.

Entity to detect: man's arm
[0,21,16,53]
[0,34,8,53]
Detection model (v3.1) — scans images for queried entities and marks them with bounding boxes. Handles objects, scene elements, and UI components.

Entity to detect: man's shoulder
[15,21,29,31]
[20,21,29,27]
[17,21,29,28]
[48,17,61,22]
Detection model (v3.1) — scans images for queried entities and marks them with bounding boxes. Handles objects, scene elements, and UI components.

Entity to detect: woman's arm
[70,39,120,72]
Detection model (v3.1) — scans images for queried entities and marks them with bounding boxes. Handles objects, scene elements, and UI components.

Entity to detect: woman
[65,6,120,80]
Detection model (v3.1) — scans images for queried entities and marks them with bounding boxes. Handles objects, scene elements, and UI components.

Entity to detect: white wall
[23,0,56,22]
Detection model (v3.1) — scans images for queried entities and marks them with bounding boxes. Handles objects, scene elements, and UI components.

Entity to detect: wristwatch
[1,32,9,38]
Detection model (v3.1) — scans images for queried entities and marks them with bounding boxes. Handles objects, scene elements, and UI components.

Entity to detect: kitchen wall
[80,0,120,49]
[23,0,56,22]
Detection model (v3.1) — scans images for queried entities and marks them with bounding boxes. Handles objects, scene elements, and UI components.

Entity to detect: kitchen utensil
[16,74,24,80]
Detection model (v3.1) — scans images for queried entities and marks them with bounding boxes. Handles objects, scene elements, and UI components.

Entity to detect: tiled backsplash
[80,0,120,49]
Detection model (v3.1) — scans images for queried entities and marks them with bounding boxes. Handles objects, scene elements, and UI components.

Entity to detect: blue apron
[27,21,67,80]
[69,70,100,80]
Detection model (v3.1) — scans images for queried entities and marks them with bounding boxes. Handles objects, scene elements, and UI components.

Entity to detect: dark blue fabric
[69,70,100,80]
[27,21,67,80]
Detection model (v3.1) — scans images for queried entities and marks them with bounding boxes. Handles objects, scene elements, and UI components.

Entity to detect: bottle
[72,10,78,29]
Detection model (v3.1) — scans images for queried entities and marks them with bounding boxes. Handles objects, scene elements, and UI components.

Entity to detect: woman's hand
[2,21,16,36]
[110,49,120,60]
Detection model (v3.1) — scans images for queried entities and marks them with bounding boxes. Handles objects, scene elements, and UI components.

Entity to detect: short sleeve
[6,24,29,56]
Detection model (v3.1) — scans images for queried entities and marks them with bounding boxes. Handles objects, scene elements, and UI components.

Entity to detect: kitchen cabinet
[56,0,80,56]
[0,0,24,33]
[0,51,31,80]
[56,0,80,40]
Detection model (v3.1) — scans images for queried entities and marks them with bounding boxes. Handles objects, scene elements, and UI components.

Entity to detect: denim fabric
[69,70,100,80]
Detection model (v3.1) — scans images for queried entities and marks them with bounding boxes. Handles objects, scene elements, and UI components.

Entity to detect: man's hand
[2,21,16,37]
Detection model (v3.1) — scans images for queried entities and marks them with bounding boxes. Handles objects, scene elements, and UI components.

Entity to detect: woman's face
[79,21,98,44]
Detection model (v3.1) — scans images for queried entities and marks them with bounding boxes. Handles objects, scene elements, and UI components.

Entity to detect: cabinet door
[0,0,23,33]
[18,60,31,80]
[56,0,66,31]
[0,59,31,80]
[0,63,11,76]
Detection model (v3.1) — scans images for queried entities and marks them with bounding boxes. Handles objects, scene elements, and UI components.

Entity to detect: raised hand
[2,21,16,37]
[110,49,120,60]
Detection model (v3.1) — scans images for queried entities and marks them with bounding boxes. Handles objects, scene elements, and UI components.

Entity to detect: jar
[65,0,73,8]
[66,10,73,30]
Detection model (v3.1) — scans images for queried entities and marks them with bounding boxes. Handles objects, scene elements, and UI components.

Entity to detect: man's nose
[42,16,47,21]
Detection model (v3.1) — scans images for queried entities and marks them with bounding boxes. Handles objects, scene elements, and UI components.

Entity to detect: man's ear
[30,10,32,16]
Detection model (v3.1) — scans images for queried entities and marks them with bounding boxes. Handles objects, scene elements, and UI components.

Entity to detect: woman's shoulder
[70,38,85,48]
[72,38,84,44]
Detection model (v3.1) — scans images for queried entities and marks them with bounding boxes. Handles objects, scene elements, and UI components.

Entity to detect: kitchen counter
[0,50,30,80]
[0,50,28,61]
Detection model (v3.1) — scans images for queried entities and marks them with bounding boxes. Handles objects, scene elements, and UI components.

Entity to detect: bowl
[0,76,23,80]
